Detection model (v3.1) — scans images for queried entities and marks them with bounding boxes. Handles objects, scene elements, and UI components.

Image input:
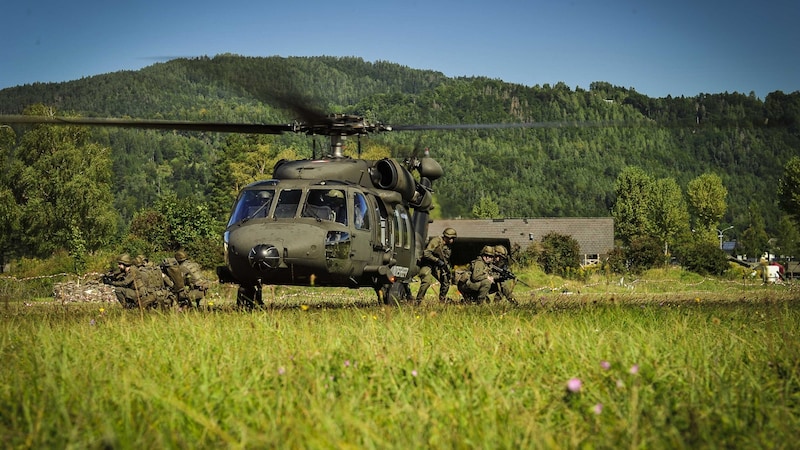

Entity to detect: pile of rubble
[53,279,117,304]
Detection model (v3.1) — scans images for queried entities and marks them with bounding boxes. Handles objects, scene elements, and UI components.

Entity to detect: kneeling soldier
[491,245,518,304]
[457,246,496,304]
[103,254,143,309]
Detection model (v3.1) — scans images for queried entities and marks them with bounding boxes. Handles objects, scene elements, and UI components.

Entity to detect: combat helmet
[117,253,133,266]
[175,250,188,263]
[442,227,458,239]
[481,245,496,256]
[494,245,508,258]
[326,189,345,199]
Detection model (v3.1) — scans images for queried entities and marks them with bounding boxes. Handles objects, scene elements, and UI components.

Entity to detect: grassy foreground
[1,272,800,448]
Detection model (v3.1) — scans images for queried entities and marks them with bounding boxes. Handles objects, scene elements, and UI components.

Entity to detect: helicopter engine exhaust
[248,244,280,270]
[371,158,415,201]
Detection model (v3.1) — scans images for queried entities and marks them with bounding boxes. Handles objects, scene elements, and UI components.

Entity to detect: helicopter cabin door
[389,204,414,280]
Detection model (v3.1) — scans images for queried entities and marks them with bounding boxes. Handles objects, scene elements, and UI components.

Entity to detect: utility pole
[717,226,733,249]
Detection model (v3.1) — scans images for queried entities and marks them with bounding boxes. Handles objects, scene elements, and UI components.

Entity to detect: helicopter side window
[354,192,370,230]
[394,206,411,249]
[326,189,348,225]
[376,196,391,248]
[273,189,302,218]
[393,208,402,248]
[300,188,347,224]
[302,189,335,221]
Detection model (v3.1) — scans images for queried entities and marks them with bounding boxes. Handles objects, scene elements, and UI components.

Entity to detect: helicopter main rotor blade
[0,115,295,135]
[389,120,626,131]
[271,93,331,126]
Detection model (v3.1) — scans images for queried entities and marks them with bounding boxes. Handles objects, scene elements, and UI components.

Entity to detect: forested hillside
[1,54,798,241]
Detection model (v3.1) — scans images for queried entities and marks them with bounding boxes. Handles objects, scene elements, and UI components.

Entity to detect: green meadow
[1,271,800,449]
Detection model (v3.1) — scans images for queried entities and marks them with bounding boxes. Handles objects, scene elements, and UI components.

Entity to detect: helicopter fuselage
[221,157,430,293]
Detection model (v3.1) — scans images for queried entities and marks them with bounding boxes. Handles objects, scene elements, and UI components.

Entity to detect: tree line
[1,55,799,270]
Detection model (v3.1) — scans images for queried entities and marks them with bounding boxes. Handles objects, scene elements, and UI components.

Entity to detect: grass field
[1,269,799,448]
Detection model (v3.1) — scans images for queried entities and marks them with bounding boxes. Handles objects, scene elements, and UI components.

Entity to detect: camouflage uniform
[136,255,172,308]
[103,254,144,309]
[457,246,496,303]
[176,251,209,308]
[416,228,457,303]
[491,245,517,304]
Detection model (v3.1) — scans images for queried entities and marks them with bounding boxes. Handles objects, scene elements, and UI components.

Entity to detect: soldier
[457,245,496,304]
[175,250,210,308]
[492,245,518,304]
[102,253,143,309]
[136,254,171,308]
[416,227,457,304]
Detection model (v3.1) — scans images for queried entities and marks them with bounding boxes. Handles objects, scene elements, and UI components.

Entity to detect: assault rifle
[101,270,121,285]
[490,264,530,287]
[439,261,453,286]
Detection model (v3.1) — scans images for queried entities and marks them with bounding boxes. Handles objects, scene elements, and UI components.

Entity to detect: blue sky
[2,0,797,99]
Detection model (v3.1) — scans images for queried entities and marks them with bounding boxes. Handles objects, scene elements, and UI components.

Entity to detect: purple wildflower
[567,378,582,393]
[600,360,610,370]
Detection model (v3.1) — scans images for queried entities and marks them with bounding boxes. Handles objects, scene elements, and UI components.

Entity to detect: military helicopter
[0,103,543,307]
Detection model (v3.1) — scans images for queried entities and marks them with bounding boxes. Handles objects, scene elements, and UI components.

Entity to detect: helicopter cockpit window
[302,189,335,221]
[354,192,370,230]
[301,188,347,224]
[228,189,275,225]
[273,189,303,219]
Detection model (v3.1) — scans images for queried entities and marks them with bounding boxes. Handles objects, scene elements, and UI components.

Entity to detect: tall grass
[2,293,799,448]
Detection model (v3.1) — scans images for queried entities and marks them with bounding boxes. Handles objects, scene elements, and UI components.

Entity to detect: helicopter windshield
[228,189,275,225]
[302,188,347,225]
[274,189,303,218]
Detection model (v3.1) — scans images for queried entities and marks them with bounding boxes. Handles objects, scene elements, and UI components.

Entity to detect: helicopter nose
[248,244,280,270]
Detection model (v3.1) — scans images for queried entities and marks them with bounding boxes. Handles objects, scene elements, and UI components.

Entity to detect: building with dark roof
[428,218,614,266]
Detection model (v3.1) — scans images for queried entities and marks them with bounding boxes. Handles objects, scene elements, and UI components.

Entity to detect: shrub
[675,239,730,276]
[517,242,541,269]
[605,246,627,274]
[538,232,580,277]
[627,234,664,273]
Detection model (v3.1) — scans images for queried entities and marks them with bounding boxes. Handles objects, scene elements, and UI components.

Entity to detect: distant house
[428,218,614,266]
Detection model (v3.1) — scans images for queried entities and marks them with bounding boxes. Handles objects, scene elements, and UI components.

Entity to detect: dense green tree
[471,195,501,219]
[778,156,800,225]
[0,125,20,263]
[11,105,119,257]
[739,202,770,259]
[775,215,800,258]
[124,192,222,267]
[687,173,727,237]
[649,177,690,257]
[612,167,654,245]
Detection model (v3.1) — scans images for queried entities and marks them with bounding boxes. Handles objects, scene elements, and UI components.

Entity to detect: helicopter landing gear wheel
[237,285,264,310]
[378,281,411,306]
